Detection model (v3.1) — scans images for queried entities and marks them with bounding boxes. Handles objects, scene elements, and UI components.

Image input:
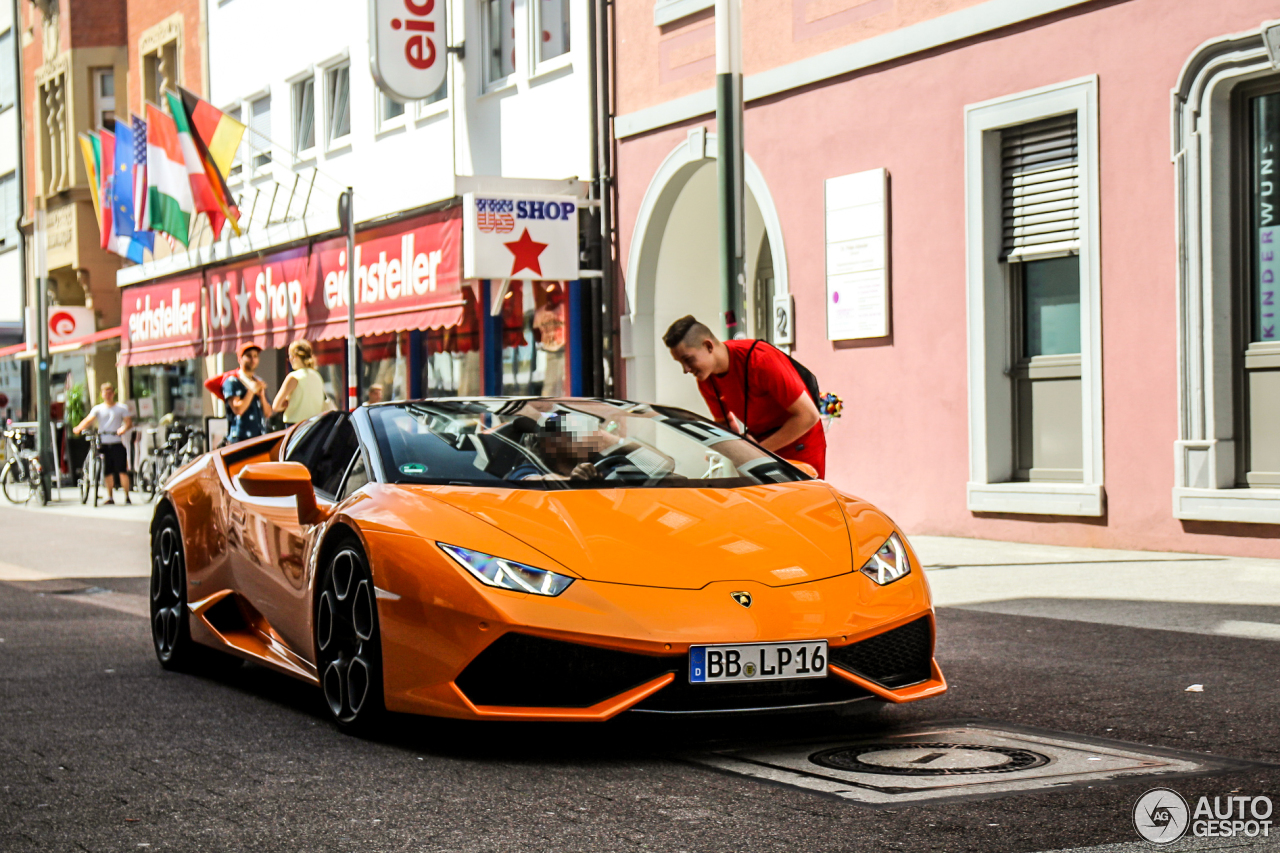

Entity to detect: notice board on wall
[825,169,889,340]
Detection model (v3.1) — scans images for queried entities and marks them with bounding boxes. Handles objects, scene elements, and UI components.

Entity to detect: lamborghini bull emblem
[731,591,752,608]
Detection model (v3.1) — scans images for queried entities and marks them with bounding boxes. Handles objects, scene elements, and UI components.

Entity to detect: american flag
[132,114,148,231]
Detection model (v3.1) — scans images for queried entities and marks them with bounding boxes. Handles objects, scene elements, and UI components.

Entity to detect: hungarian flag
[168,89,241,236]
[145,102,195,246]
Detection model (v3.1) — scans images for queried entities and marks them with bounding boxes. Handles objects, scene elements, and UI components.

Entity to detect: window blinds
[1002,114,1079,261]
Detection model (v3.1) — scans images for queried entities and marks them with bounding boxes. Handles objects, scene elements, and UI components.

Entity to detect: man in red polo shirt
[664,315,826,477]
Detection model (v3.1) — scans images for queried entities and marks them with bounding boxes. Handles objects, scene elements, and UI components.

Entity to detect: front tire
[315,540,385,734]
[1,460,33,505]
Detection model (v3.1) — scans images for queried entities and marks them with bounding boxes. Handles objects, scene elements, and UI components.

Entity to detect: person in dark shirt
[223,342,274,444]
[664,315,826,477]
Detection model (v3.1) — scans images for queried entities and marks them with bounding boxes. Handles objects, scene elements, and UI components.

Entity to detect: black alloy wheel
[315,540,385,733]
[150,511,200,670]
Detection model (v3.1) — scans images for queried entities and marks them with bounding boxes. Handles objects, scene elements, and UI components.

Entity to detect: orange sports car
[150,398,945,732]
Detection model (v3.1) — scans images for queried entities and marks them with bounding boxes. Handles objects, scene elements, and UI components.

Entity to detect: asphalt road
[1,505,1279,852]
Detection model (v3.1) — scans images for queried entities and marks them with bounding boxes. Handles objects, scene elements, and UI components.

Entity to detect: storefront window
[130,359,201,424]
[1250,91,1280,344]
[422,284,483,397]
[501,280,569,397]
[360,332,410,404]
[312,339,348,410]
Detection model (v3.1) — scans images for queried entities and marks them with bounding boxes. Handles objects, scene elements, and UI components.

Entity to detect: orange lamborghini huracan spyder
[149,398,946,731]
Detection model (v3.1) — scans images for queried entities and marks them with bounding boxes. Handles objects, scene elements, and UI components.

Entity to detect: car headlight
[859,533,911,585]
[438,543,575,596]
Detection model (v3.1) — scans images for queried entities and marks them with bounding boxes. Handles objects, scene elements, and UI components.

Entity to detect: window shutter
[1002,114,1079,261]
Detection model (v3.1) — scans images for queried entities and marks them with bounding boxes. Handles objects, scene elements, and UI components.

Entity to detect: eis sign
[370,0,445,102]
[463,193,580,281]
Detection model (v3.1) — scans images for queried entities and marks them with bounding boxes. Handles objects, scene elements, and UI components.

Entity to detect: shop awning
[1,327,122,361]
[307,300,467,344]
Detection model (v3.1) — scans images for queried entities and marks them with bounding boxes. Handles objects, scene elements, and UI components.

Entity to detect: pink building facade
[615,0,1280,557]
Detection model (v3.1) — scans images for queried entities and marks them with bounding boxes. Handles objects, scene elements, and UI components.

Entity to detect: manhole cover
[685,721,1258,806]
[811,742,1050,776]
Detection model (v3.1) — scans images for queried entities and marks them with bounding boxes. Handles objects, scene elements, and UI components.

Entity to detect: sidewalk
[913,534,1280,642]
[1,493,154,523]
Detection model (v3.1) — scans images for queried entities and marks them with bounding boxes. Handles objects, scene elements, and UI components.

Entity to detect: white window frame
[322,60,352,151]
[288,68,317,159]
[531,0,573,76]
[964,76,1103,517]
[481,0,516,92]
[245,90,273,178]
[1171,21,1280,524]
[653,0,713,27]
[376,88,408,135]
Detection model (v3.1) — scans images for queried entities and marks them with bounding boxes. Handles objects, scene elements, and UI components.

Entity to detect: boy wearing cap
[223,342,274,443]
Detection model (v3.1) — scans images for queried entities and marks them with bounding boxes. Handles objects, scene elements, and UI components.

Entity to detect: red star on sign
[504,228,548,277]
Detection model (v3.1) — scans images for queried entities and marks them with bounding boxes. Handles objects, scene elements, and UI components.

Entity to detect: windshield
[367,399,811,490]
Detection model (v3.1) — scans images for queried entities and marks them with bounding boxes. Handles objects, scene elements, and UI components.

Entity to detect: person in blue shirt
[223,342,274,444]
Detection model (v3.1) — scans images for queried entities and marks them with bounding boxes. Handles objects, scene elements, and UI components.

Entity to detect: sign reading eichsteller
[369,0,446,102]
[463,193,580,281]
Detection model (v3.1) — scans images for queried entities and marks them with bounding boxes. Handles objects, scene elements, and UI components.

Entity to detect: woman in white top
[273,339,328,424]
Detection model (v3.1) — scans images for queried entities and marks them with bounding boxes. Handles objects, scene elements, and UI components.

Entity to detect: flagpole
[341,188,357,411]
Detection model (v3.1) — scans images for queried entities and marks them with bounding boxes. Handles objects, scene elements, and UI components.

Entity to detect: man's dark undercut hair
[662,315,713,349]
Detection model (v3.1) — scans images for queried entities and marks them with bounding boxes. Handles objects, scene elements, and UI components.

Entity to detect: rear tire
[150,511,202,671]
[78,455,92,504]
[315,539,385,734]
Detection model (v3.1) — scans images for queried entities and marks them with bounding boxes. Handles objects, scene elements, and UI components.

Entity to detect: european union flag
[111,120,155,264]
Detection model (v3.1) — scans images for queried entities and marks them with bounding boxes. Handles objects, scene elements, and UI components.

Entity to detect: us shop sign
[120,275,203,366]
[204,210,462,353]
[370,0,446,102]
[463,193,580,281]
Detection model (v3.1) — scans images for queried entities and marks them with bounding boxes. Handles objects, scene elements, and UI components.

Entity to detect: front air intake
[828,616,933,689]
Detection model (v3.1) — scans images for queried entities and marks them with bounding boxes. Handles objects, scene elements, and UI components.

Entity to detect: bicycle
[139,423,201,502]
[78,429,104,506]
[1,426,43,505]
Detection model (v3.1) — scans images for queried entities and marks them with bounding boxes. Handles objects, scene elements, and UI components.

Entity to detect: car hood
[422,481,856,590]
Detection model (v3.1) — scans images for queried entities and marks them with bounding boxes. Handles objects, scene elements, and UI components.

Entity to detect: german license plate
[689,640,828,684]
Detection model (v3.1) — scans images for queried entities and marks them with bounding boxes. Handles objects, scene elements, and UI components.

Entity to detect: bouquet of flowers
[819,392,843,429]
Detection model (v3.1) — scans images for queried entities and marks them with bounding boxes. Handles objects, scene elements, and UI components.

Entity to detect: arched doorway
[624,129,789,414]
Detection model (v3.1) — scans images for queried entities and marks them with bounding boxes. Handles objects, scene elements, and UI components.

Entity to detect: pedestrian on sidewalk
[71,382,134,504]
[272,339,327,424]
[664,315,827,477]
[223,342,274,444]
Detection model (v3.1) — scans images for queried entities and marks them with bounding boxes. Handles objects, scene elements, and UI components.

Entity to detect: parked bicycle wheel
[136,456,156,502]
[1,458,33,504]
[78,451,94,504]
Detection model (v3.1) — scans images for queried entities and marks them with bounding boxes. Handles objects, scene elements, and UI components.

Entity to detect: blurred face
[239,349,260,372]
[101,384,115,405]
[367,385,384,404]
[669,338,717,382]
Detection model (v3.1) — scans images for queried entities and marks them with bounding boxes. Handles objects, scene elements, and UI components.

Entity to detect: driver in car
[506,415,603,482]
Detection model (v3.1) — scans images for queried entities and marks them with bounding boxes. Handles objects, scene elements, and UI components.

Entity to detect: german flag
[176,87,245,235]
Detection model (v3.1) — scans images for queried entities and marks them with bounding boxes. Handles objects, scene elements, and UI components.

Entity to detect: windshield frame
[364,397,813,491]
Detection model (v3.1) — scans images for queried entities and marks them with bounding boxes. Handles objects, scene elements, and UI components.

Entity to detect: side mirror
[237,461,330,525]
[786,460,820,479]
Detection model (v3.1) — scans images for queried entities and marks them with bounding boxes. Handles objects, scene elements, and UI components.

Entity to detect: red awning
[307,301,466,343]
[0,327,121,360]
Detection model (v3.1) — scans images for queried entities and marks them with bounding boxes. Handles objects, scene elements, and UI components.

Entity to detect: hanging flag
[77,132,101,229]
[173,88,242,236]
[179,86,246,180]
[145,102,195,246]
[98,129,121,254]
[164,90,225,237]
[131,114,149,233]
[111,120,154,264]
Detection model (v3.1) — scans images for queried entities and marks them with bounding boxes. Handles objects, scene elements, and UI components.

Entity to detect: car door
[231,412,360,657]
